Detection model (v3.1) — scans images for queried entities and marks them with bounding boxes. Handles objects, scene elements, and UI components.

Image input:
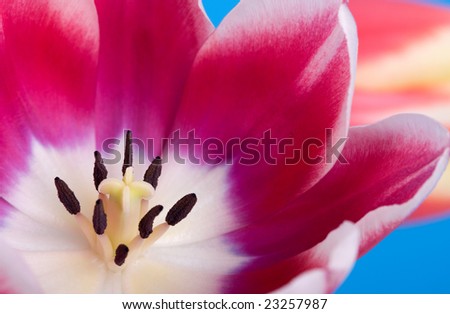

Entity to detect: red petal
[94,0,213,151]
[173,0,357,221]
[0,0,99,192]
[228,114,449,260]
[224,222,359,293]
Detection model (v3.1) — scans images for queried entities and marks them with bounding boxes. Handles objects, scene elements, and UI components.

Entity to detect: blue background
[202,0,450,293]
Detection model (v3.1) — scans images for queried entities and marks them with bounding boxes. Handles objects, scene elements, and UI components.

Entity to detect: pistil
[98,167,154,247]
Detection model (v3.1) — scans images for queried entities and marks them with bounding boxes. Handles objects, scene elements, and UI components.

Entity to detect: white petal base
[0,136,247,293]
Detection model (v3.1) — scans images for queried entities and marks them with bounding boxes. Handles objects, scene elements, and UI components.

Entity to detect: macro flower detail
[0,0,449,294]
[53,131,198,271]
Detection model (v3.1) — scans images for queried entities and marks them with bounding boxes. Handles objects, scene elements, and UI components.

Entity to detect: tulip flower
[348,0,450,220]
[0,0,449,293]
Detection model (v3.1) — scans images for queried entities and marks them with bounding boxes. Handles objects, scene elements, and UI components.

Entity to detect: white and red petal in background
[349,0,450,221]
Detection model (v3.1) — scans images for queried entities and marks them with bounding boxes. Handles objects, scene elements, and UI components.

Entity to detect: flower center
[53,131,197,272]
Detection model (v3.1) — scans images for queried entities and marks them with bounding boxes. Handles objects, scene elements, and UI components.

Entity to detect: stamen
[139,205,163,239]
[93,151,108,190]
[143,157,162,189]
[128,222,169,261]
[166,193,197,226]
[114,244,129,266]
[54,177,80,215]
[122,130,133,176]
[53,128,200,270]
[93,199,107,235]
[75,214,96,248]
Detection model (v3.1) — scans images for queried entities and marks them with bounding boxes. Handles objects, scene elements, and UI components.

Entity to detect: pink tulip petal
[0,0,99,192]
[271,269,327,294]
[350,92,450,222]
[0,198,14,219]
[0,0,99,140]
[94,0,213,150]
[228,114,449,260]
[173,0,357,222]
[304,222,359,292]
[225,222,359,293]
[0,238,42,293]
